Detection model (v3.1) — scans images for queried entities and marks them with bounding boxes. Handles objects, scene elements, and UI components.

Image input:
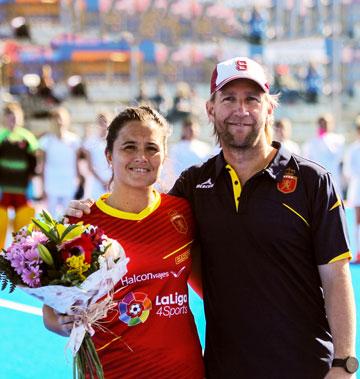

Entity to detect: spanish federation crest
[169,210,188,234]
[277,168,298,194]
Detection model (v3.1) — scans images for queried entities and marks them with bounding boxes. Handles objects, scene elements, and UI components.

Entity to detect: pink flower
[28,231,48,245]
[21,265,42,288]
[24,246,41,265]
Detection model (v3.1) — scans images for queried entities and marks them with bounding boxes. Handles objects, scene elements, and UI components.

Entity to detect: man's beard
[215,122,260,150]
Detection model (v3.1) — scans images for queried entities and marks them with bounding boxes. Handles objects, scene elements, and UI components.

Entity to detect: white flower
[99,238,126,269]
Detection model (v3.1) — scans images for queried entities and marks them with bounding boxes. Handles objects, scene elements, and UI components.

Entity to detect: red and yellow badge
[169,210,188,234]
[277,168,298,194]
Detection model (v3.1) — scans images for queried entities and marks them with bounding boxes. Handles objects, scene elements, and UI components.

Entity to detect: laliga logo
[118,291,152,326]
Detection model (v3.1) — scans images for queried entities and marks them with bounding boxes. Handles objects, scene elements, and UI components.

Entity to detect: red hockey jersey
[71,192,204,379]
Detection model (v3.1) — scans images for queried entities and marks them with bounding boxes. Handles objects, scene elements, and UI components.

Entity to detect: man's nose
[234,101,250,115]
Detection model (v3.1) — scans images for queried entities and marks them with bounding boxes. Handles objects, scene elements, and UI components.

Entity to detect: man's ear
[206,100,215,123]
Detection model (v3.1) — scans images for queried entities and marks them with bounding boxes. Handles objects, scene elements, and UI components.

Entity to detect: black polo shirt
[170,142,351,379]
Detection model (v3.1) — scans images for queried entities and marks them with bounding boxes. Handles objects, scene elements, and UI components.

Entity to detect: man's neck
[222,143,277,185]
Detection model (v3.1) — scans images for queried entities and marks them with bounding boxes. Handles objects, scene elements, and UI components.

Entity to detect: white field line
[0,298,42,316]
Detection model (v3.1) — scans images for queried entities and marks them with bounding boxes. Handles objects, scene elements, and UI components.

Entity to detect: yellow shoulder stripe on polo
[282,203,310,227]
[328,251,352,263]
[329,196,342,211]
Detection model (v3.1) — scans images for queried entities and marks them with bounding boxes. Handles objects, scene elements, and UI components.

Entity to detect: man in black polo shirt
[66,57,357,378]
[171,56,356,378]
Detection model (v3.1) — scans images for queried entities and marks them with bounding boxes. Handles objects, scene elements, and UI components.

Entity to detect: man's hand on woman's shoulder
[65,198,94,219]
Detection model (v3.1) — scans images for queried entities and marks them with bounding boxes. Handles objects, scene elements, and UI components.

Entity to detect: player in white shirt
[160,117,212,190]
[39,107,82,217]
[82,112,112,199]
[302,114,345,193]
[343,116,360,261]
[273,118,301,155]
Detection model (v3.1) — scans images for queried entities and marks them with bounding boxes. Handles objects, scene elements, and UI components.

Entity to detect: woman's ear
[105,149,112,166]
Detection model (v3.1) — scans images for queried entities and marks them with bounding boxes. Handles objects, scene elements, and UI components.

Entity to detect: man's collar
[265,141,293,181]
[215,141,293,181]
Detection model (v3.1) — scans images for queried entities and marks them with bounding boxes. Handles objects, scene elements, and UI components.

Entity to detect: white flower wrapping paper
[21,252,129,356]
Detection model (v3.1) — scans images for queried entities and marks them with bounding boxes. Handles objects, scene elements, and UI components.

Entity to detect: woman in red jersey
[43,106,204,379]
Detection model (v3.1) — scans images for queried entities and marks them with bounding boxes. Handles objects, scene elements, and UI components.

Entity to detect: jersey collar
[96,190,161,220]
[215,141,294,182]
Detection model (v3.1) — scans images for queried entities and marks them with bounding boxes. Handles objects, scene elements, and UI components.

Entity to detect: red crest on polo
[210,57,270,95]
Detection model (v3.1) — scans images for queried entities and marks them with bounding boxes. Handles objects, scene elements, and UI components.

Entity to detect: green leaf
[37,244,54,266]
[59,224,83,242]
[41,210,55,223]
[31,218,53,236]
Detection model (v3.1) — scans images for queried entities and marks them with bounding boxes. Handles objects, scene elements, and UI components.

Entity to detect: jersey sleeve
[311,172,351,265]
[169,168,194,202]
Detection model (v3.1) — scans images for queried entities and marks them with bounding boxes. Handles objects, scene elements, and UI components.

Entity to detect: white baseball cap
[210,56,270,95]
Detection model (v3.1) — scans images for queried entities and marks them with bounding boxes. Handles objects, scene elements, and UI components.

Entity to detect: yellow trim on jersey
[328,251,352,263]
[96,336,124,352]
[225,164,241,211]
[163,240,193,260]
[95,191,161,220]
[282,203,310,227]
[329,196,342,211]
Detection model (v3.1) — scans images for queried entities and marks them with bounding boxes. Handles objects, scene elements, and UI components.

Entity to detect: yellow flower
[66,255,90,279]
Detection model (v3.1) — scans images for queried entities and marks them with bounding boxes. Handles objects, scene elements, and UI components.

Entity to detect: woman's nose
[133,149,147,162]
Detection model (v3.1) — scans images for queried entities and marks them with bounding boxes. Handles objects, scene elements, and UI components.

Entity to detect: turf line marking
[0,298,42,316]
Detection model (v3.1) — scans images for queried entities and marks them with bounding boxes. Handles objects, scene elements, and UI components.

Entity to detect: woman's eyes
[123,145,136,151]
[122,145,159,153]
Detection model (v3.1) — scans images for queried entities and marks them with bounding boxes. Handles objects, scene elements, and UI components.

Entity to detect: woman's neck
[105,187,156,213]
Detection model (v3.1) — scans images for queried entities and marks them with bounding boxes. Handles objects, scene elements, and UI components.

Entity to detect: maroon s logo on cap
[235,60,248,71]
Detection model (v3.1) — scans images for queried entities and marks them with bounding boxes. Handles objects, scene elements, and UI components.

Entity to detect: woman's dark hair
[106,105,169,154]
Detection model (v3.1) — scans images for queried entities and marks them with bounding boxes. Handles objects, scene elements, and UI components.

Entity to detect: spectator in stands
[167,81,192,123]
[0,102,39,249]
[67,75,88,98]
[82,112,113,199]
[134,82,151,106]
[36,65,61,105]
[38,107,82,217]
[303,113,345,193]
[304,62,322,104]
[343,115,360,262]
[150,81,169,115]
[248,6,266,45]
[273,64,301,104]
[273,118,301,154]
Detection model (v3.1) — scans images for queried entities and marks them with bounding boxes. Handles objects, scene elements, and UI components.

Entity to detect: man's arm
[318,259,356,378]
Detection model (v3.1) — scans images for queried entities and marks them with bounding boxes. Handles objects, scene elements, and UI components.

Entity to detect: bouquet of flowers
[0,210,129,379]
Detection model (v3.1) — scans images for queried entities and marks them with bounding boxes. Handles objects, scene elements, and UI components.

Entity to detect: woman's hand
[42,305,77,337]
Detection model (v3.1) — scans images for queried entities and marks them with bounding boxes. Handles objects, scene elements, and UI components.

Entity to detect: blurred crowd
[0,1,359,255]
[1,89,360,258]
